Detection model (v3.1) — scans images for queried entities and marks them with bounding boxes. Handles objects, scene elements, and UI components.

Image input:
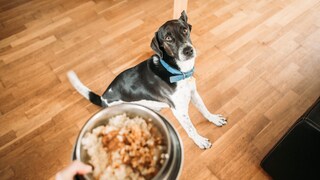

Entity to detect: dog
[67,11,227,149]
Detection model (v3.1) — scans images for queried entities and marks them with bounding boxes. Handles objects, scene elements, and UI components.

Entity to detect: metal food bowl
[72,103,183,180]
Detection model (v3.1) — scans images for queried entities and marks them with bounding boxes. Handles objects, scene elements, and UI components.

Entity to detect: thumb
[56,161,92,180]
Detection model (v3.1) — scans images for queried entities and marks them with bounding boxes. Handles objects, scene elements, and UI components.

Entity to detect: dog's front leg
[191,89,227,126]
[171,108,212,149]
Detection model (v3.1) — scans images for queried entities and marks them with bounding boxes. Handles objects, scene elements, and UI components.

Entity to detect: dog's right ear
[151,32,163,58]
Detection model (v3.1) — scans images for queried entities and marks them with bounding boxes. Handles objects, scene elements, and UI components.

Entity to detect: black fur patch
[89,92,103,107]
[101,59,176,108]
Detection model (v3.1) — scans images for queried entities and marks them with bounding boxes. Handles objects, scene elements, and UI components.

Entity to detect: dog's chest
[170,77,195,108]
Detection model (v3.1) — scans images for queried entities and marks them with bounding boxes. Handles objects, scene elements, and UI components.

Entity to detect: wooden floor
[1,0,320,179]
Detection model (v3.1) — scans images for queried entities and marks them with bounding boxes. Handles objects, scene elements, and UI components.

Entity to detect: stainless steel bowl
[73,103,183,180]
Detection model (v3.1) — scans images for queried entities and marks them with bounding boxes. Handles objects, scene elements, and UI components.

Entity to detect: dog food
[81,114,167,180]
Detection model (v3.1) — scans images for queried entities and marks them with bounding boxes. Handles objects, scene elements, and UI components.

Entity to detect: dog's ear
[180,11,192,31]
[179,10,188,22]
[188,24,192,32]
[151,32,163,58]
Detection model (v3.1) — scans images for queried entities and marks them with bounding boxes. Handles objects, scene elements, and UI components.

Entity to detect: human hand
[56,160,92,180]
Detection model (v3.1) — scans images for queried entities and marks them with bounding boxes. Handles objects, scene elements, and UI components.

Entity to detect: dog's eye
[165,36,172,41]
[183,28,188,34]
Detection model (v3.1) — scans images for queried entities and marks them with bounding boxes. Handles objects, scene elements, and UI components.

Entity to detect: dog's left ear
[179,10,192,31]
[179,10,188,22]
[188,24,192,31]
[151,32,163,58]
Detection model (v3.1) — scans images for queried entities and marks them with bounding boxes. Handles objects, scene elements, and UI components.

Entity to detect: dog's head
[151,11,196,62]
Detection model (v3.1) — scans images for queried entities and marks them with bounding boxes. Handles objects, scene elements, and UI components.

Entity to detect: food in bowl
[81,113,167,180]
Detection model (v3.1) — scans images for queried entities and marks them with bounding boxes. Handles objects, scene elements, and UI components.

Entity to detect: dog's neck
[151,55,195,84]
[159,54,195,72]
[176,58,195,72]
[153,54,195,71]
[159,58,194,83]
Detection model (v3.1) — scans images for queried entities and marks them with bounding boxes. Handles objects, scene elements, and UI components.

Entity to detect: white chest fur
[170,77,196,109]
[176,58,195,72]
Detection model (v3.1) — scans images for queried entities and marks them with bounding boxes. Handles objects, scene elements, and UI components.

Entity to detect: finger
[69,161,92,175]
[56,161,92,180]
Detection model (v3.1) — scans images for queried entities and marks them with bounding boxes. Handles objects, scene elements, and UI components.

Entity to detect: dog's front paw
[208,114,227,126]
[192,135,212,149]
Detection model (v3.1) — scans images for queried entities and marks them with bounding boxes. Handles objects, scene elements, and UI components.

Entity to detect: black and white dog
[68,11,227,149]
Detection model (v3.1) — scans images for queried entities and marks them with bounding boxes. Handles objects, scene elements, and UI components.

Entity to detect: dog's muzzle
[179,43,196,61]
[183,46,194,57]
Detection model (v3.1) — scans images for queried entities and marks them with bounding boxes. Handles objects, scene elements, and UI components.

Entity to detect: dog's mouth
[180,55,194,62]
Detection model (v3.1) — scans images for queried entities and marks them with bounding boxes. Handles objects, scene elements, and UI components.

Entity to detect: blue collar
[160,59,195,83]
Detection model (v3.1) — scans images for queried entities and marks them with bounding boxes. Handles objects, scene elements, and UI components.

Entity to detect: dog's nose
[183,46,194,56]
